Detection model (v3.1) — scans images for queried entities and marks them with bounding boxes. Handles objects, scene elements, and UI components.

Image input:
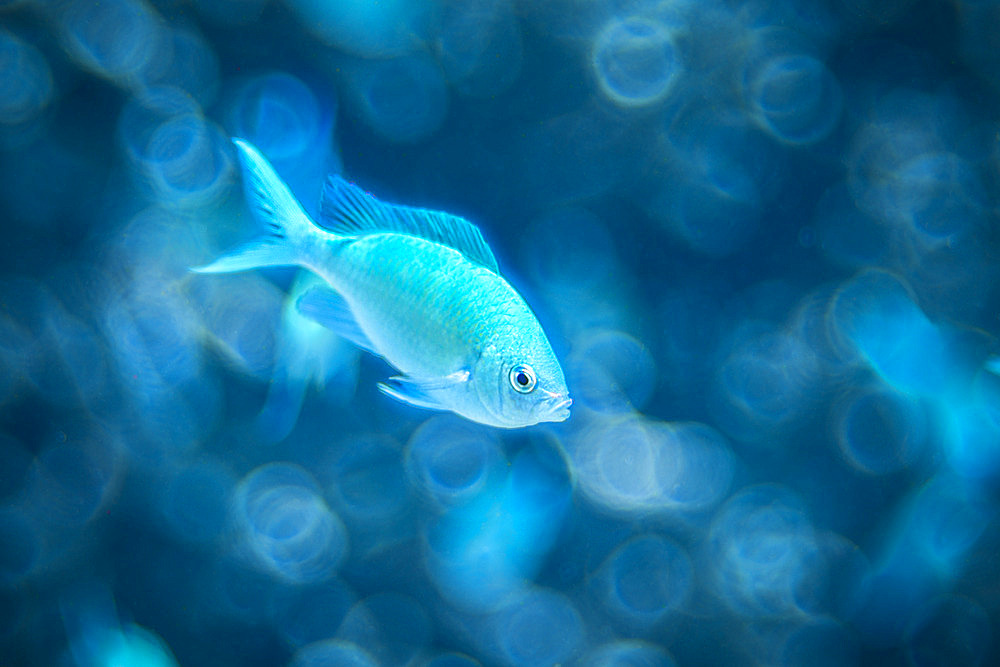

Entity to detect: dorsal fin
[320,176,499,272]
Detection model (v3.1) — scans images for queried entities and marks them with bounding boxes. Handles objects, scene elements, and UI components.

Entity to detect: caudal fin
[192,139,317,274]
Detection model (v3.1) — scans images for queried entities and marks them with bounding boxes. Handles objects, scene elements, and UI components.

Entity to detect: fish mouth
[541,395,572,422]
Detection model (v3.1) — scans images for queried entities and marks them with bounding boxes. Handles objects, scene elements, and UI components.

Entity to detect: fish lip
[551,397,572,412]
[542,395,572,421]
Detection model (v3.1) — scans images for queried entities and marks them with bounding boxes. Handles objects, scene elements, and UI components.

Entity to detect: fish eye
[509,364,537,393]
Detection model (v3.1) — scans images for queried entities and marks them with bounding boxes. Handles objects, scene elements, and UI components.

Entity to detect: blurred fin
[254,372,307,444]
[296,284,376,353]
[378,370,470,410]
[192,139,318,274]
[320,175,499,272]
[985,355,1000,376]
[60,582,118,667]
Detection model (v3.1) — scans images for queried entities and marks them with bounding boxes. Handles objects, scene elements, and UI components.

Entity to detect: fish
[194,139,571,428]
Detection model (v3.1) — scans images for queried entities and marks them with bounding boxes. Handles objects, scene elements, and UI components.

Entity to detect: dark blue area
[2,0,1000,665]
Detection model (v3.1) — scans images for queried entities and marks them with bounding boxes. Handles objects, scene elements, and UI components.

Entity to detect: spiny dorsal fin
[320,175,499,273]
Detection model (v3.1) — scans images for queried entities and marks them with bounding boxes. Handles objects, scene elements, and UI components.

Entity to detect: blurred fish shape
[195,139,571,428]
[254,271,360,443]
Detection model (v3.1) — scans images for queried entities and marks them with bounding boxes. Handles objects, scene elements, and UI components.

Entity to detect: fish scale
[327,234,488,376]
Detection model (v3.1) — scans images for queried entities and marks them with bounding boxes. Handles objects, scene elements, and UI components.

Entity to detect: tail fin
[192,139,317,274]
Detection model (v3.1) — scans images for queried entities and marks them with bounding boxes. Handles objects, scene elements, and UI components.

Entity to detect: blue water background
[2,0,1000,665]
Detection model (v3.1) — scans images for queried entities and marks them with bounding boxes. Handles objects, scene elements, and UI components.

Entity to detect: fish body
[195,139,571,428]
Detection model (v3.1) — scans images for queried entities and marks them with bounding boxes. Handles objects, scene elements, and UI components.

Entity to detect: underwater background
[2,0,1000,664]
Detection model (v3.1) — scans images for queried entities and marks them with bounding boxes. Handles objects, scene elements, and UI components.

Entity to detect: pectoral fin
[377,370,471,411]
[296,285,377,354]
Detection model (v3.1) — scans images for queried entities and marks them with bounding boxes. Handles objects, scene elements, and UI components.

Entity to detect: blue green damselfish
[195,140,571,428]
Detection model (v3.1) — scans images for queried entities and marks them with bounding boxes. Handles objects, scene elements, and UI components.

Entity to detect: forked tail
[192,139,323,274]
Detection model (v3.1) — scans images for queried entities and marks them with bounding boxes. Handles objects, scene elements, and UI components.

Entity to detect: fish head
[473,332,572,428]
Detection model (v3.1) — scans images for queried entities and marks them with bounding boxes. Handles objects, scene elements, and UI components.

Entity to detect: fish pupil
[510,365,536,393]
